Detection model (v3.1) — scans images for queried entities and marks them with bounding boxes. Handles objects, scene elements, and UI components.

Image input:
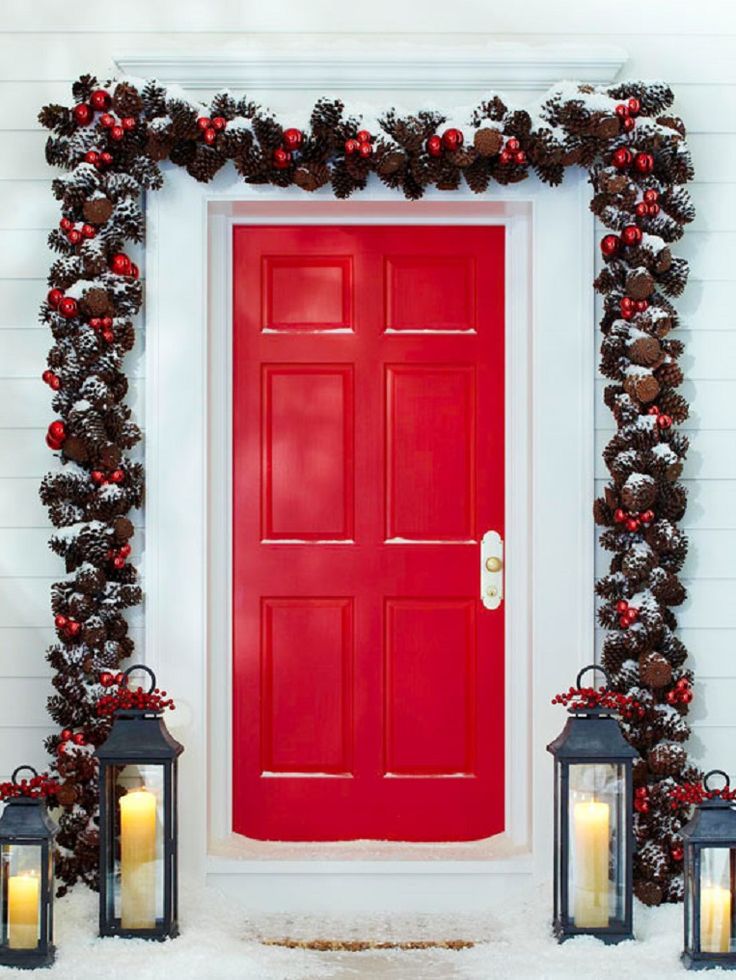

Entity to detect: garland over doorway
[30,75,695,904]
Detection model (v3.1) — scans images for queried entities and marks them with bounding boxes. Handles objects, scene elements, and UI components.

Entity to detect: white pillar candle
[8,872,39,949]
[120,788,157,929]
[701,885,732,954]
[573,800,610,927]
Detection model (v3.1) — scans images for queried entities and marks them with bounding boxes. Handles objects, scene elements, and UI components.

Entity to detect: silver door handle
[481,530,504,610]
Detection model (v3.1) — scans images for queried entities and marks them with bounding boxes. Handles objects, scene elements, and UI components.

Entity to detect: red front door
[233,224,505,841]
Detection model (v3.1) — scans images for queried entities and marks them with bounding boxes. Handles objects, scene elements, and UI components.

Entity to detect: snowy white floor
[0,886,696,979]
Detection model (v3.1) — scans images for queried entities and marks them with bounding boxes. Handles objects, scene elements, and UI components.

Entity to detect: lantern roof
[0,797,57,841]
[546,713,638,761]
[95,711,184,763]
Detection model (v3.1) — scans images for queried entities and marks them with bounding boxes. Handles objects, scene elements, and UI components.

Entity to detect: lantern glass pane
[0,845,42,950]
[108,764,165,929]
[698,847,736,954]
[567,762,626,929]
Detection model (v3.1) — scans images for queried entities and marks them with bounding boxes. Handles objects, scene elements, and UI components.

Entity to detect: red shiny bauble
[58,297,78,319]
[49,420,66,441]
[72,732,85,745]
[46,434,62,450]
[627,97,641,116]
[647,203,660,216]
[614,508,626,523]
[626,607,639,622]
[90,89,111,111]
[109,469,124,484]
[615,104,629,119]
[110,252,131,275]
[634,152,654,174]
[67,621,81,637]
[120,543,132,558]
[357,130,371,144]
[499,149,512,165]
[442,128,464,150]
[636,800,650,814]
[48,374,60,391]
[282,127,303,150]
[60,217,73,232]
[616,599,629,613]
[648,405,660,416]
[203,128,217,146]
[197,117,211,131]
[636,299,649,313]
[515,150,527,165]
[623,117,636,133]
[506,137,520,152]
[273,148,291,169]
[122,116,136,131]
[91,470,105,484]
[130,262,140,280]
[113,555,126,570]
[212,116,227,132]
[676,678,689,690]
[620,297,635,314]
[99,112,114,129]
[657,413,673,429]
[358,142,373,159]
[100,672,114,687]
[344,138,359,155]
[81,223,96,239]
[612,147,632,169]
[60,728,73,741]
[666,690,677,705]
[621,224,643,246]
[114,672,125,685]
[47,288,63,308]
[110,125,125,142]
[101,328,114,343]
[73,103,92,126]
[644,188,659,203]
[635,786,648,798]
[67,229,82,245]
[99,152,113,167]
[681,690,693,703]
[619,615,629,628]
[640,509,655,524]
[54,614,68,630]
[89,317,101,330]
[626,517,640,532]
[426,135,442,157]
[42,369,53,384]
[635,201,649,218]
[600,234,620,257]
[84,150,100,167]
[102,316,113,329]
[671,847,684,862]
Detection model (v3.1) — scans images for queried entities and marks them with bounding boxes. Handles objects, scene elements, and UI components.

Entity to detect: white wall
[0,0,734,781]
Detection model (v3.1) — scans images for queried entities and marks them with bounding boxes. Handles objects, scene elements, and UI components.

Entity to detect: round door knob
[485,556,503,573]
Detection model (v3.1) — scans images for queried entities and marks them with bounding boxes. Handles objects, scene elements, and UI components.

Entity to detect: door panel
[233,224,505,841]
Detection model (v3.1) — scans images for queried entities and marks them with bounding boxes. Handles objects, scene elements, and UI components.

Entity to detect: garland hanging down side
[32,75,695,902]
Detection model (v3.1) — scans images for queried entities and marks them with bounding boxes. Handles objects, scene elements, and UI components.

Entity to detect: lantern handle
[703,769,731,793]
[575,664,611,689]
[121,663,157,694]
[11,765,39,785]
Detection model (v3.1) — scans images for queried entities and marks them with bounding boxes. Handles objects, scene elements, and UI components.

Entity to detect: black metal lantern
[681,769,736,970]
[546,665,638,943]
[95,665,183,940]
[0,766,57,969]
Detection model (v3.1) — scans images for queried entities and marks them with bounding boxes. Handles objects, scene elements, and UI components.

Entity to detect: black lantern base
[553,920,634,945]
[682,952,736,971]
[99,919,179,942]
[0,944,55,970]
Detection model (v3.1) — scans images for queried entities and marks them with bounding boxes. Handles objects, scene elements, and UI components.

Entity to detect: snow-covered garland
[34,75,695,902]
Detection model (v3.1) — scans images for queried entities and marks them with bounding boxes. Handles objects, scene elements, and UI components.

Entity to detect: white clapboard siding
[0,9,734,781]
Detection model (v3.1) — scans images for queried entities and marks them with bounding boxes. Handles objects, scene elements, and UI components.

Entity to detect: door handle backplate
[481,530,504,610]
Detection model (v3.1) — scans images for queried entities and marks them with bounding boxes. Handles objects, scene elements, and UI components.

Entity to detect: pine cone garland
[82,197,114,225]
[639,651,673,688]
[629,336,662,367]
[112,81,143,118]
[79,287,114,319]
[474,128,503,157]
[626,269,655,300]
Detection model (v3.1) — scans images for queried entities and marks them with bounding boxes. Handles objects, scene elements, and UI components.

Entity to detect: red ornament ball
[635,299,648,313]
[357,130,371,144]
[358,142,373,159]
[60,728,73,741]
[282,127,303,150]
[60,217,73,232]
[120,543,132,558]
[47,288,63,308]
[67,229,82,246]
[627,97,641,116]
[45,434,62,450]
[91,470,105,484]
[110,125,125,142]
[113,555,126,570]
[58,297,78,319]
[54,614,68,630]
[620,297,635,314]
[657,413,673,430]
[640,509,655,524]
[600,234,620,257]
[100,672,114,688]
[101,328,114,343]
[99,151,113,167]
[73,103,92,126]
[344,138,359,156]
[506,137,520,152]
[616,599,629,614]
[442,128,464,150]
[90,89,111,111]
[48,420,66,441]
[72,732,85,746]
[109,469,125,484]
[612,147,632,169]
[615,104,629,119]
[634,152,654,174]
[81,223,96,239]
[110,253,131,275]
[647,203,660,217]
[621,224,643,246]
[197,117,211,131]
[426,135,442,157]
[129,262,140,280]
[643,188,659,203]
[273,148,292,170]
[102,316,113,329]
[67,621,81,637]
[671,847,684,862]
[635,201,649,218]
[626,517,640,532]
[514,150,527,165]
[203,128,216,146]
[623,117,636,133]
[614,508,626,523]
[84,150,99,166]
[99,112,114,128]
[499,149,512,165]
[212,116,227,132]
[121,116,136,131]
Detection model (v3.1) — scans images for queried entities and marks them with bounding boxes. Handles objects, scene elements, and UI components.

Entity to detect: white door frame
[144,169,595,912]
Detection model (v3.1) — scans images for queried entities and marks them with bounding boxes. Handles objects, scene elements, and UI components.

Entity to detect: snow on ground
[0,885,699,979]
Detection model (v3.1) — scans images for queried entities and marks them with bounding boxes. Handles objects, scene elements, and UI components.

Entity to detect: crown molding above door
[113,41,628,93]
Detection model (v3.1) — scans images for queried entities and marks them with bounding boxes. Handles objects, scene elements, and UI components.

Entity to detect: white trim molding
[115,41,627,93]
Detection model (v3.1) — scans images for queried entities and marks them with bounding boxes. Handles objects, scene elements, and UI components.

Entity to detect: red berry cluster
[88,315,115,343]
[46,419,66,450]
[635,785,650,814]
[73,89,136,143]
[635,187,660,218]
[344,130,373,158]
[59,216,96,246]
[109,252,139,278]
[647,403,673,430]
[620,296,649,319]
[614,96,641,133]
[612,147,654,175]
[425,128,464,157]
[669,781,736,809]
[551,685,645,720]
[666,676,693,706]
[615,599,640,628]
[106,542,131,570]
[42,369,61,391]
[99,110,136,142]
[613,507,655,533]
[273,127,303,169]
[46,289,78,319]
[99,671,125,687]
[54,613,81,639]
[671,845,684,862]
[197,114,227,146]
[56,728,87,754]
[91,468,124,486]
[96,684,176,717]
[0,773,59,802]
[83,149,114,170]
[499,136,526,166]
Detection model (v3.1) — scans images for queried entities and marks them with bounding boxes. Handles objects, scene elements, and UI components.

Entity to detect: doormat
[261,938,474,951]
